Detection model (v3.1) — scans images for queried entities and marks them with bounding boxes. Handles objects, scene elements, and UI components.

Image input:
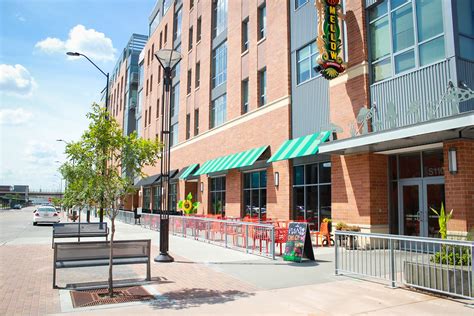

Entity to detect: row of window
[241,3,267,52]
[177,162,331,230]
[142,183,177,212]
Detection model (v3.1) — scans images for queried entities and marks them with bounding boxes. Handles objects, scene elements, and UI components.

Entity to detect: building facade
[132,0,474,238]
[108,33,148,210]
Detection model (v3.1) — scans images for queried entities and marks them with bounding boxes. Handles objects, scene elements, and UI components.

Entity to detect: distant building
[0,185,29,206]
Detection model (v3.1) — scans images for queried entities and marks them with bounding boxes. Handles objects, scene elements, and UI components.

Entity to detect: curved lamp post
[154,49,182,263]
[66,51,109,224]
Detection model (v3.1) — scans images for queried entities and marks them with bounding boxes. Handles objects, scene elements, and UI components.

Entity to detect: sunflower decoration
[178,192,200,215]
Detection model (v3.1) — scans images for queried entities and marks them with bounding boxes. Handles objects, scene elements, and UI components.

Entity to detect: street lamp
[67,51,109,224]
[154,49,182,263]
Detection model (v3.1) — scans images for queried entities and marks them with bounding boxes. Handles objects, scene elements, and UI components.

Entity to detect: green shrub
[430,246,472,266]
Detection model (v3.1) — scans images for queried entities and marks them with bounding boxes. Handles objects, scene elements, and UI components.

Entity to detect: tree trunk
[108,208,115,297]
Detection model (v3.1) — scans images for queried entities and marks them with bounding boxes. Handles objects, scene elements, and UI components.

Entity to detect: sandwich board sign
[283,222,315,262]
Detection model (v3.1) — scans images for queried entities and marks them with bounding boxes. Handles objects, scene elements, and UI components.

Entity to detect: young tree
[60,103,161,297]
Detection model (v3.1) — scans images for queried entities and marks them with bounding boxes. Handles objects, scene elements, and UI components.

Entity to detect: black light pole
[154,49,182,263]
[67,51,109,224]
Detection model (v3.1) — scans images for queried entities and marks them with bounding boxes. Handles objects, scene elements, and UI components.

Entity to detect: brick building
[126,0,474,239]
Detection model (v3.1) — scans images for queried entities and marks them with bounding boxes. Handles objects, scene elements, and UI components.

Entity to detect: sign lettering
[316,0,345,80]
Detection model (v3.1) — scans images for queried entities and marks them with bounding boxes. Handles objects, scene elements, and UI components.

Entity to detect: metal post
[245,224,249,253]
[389,238,396,288]
[154,56,179,262]
[335,232,339,275]
[225,222,228,248]
[271,227,275,260]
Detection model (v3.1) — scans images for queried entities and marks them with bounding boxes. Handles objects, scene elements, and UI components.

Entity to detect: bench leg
[51,237,54,249]
[53,265,56,289]
[146,262,151,281]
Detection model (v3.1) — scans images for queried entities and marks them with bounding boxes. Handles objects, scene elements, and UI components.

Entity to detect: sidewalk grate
[70,286,154,308]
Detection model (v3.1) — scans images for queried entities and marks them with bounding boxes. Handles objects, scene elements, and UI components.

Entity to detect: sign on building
[315,0,345,80]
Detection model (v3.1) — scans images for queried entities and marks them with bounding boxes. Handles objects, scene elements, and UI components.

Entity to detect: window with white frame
[170,83,179,118]
[212,41,227,88]
[211,94,227,128]
[170,122,178,147]
[295,0,308,10]
[368,0,445,83]
[258,3,266,40]
[296,42,319,84]
[174,8,182,42]
[212,0,228,38]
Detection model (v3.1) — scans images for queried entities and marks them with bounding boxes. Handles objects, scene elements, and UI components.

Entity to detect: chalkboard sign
[283,222,315,262]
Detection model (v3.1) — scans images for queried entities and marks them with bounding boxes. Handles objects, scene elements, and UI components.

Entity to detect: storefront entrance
[399,178,444,238]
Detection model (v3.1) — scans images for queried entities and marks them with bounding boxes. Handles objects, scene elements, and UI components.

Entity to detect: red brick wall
[330,0,370,139]
[444,140,474,233]
[331,153,388,229]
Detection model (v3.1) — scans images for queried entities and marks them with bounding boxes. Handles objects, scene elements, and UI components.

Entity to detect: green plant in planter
[430,246,471,265]
[178,192,200,215]
[430,203,453,239]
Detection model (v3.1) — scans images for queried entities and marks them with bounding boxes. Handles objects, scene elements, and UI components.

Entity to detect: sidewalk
[1,210,472,315]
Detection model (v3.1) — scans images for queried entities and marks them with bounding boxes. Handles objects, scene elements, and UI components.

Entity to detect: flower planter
[403,261,472,297]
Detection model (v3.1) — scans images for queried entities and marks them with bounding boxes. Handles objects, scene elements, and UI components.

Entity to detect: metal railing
[116,210,276,259]
[335,231,474,299]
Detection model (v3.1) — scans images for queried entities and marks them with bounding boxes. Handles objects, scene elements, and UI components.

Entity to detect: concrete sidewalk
[1,209,473,315]
[56,219,473,315]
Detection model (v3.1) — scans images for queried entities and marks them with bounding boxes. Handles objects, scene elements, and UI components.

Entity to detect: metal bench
[53,239,151,288]
[52,223,109,248]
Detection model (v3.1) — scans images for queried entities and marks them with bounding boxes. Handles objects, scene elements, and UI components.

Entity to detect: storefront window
[169,183,177,212]
[243,170,267,219]
[292,162,332,231]
[143,187,151,211]
[210,177,226,216]
[153,186,161,211]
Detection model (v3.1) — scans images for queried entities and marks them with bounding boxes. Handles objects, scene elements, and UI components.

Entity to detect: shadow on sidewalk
[151,288,254,310]
[174,259,330,266]
[62,276,174,290]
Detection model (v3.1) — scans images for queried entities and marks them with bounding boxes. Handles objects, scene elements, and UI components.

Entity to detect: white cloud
[34,37,65,54]
[15,13,26,22]
[24,142,59,166]
[0,64,37,96]
[0,108,33,125]
[35,24,116,62]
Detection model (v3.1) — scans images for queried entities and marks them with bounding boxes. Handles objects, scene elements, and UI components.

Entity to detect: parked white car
[33,206,60,225]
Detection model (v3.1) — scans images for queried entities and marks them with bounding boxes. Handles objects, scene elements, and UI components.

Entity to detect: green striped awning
[179,164,199,180]
[267,131,331,163]
[193,145,268,176]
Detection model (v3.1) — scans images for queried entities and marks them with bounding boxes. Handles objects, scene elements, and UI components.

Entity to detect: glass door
[399,179,445,237]
[423,179,445,238]
[399,181,422,236]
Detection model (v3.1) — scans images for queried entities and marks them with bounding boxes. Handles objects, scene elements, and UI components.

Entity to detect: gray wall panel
[290,0,330,138]
[290,1,318,52]
[456,58,474,112]
[370,60,457,131]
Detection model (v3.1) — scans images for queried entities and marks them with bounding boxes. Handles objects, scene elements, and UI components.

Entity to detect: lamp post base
[154,252,174,263]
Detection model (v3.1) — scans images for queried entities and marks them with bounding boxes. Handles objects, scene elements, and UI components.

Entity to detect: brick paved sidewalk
[0,245,61,315]
[0,243,257,315]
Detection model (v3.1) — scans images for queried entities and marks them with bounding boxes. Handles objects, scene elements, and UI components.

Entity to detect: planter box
[404,261,472,298]
[337,235,358,249]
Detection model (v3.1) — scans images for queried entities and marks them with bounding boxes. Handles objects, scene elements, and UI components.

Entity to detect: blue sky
[0,0,156,191]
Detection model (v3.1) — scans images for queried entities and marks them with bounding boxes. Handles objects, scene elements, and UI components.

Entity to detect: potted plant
[335,221,360,249]
[403,204,472,297]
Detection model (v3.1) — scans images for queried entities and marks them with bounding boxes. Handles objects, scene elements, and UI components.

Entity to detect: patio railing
[116,210,276,259]
[335,231,474,299]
